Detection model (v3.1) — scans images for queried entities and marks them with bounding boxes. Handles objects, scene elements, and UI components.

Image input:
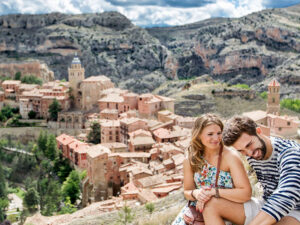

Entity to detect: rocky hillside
[0,5,300,96]
[147,5,300,98]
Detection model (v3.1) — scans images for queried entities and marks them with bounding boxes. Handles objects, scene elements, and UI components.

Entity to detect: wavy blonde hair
[188,113,224,173]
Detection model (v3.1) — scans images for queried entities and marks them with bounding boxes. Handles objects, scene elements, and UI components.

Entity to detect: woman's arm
[183,158,197,201]
[215,149,252,203]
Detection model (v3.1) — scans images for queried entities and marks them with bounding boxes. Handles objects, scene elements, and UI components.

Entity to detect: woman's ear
[256,127,262,134]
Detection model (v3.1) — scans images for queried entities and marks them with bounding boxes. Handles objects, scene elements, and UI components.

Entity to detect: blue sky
[0,0,299,27]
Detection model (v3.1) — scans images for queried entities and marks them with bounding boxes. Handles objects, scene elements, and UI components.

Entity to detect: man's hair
[223,116,257,146]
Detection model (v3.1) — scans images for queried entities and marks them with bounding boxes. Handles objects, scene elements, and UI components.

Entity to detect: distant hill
[0,5,300,98]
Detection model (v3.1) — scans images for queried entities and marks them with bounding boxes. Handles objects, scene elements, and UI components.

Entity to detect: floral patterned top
[172,159,233,225]
[194,159,233,189]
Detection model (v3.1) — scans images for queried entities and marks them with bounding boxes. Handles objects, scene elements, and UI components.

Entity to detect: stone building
[138,94,174,118]
[120,117,148,145]
[267,79,280,115]
[58,55,114,129]
[243,79,299,137]
[100,120,120,143]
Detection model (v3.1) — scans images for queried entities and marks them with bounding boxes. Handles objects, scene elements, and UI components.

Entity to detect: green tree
[24,187,39,211]
[48,98,62,121]
[40,179,62,216]
[145,202,155,215]
[28,110,37,119]
[61,170,80,204]
[0,164,6,198]
[116,204,135,225]
[280,99,300,113]
[37,131,48,153]
[1,106,13,120]
[53,153,72,183]
[0,164,8,222]
[59,197,77,214]
[14,71,21,80]
[21,75,42,85]
[87,122,101,144]
[260,91,267,100]
[45,134,58,160]
[0,198,9,222]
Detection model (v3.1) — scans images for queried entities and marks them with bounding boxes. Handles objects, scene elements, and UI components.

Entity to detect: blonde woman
[172,114,252,225]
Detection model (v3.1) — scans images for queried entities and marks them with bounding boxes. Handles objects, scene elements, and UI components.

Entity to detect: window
[109,136,112,140]
[107,102,109,107]
[287,122,290,126]
[272,98,275,103]
[278,127,282,131]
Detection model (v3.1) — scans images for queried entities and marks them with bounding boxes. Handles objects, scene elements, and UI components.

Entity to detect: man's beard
[254,135,267,160]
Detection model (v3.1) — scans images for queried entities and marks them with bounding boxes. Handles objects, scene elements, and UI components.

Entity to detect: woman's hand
[194,187,214,203]
[196,200,204,213]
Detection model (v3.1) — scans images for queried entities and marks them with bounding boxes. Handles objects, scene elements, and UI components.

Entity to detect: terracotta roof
[19,84,39,90]
[153,181,182,188]
[131,167,152,176]
[268,79,280,87]
[129,129,152,137]
[68,140,88,150]
[243,110,267,122]
[163,158,174,166]
[138,189,158,202]
[87,144,111,158]
[2,80,21,85]
[120,117,144,125]
[123,92,138,97]
[100,120,120,127]
[98,94,124,103]
[101,88,128,95]
[56,134,76,146]
[130,136,155,146]
[155,95,175,102]
[74,144,90,154]
[136,174,166,188]
[151,185,181,194]
[139,93,153,98]
[101,142,127,150]
[153,128,184,139]
[83,75,111,82]
[158,110,173,116]
[100,109,119,114]
[110,152,150,158]
[121,181,139,193]
[172,153,185,166]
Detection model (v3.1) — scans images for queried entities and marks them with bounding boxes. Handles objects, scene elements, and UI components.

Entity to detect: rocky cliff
[0,6,300,96]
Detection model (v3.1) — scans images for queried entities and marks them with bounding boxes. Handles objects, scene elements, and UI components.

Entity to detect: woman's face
[198,124,222,150]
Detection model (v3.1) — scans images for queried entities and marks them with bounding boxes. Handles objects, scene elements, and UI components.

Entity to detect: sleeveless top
[194,159,233,189]
[172,159,233,225]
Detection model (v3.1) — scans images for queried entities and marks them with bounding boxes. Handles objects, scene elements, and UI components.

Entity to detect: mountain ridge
[0,5,299,97]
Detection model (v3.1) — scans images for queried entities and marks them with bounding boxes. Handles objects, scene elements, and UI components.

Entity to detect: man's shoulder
[272,137,300,154]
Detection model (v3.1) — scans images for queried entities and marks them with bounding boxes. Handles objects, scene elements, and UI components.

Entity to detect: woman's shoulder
[222,146,242,162]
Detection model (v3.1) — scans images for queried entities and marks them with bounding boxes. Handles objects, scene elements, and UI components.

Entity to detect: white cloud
[117,0,265,26]
[0,0,276,27]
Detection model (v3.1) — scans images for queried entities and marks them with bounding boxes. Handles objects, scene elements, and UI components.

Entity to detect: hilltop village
[0,56,299,213]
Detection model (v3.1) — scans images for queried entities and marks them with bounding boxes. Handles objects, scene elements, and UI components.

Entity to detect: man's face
[232,132,267,160]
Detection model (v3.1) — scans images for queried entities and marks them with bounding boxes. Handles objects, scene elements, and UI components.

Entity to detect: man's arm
[251,148,300,224]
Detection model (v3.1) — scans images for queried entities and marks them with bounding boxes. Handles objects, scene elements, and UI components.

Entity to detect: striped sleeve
[261,147,300,221]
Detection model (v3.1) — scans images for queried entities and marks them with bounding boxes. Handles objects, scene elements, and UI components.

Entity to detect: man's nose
[245,149,254,157]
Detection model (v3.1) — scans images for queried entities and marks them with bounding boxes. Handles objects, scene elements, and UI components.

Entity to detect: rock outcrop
[0,61,54,82]
[0,5,300,96]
